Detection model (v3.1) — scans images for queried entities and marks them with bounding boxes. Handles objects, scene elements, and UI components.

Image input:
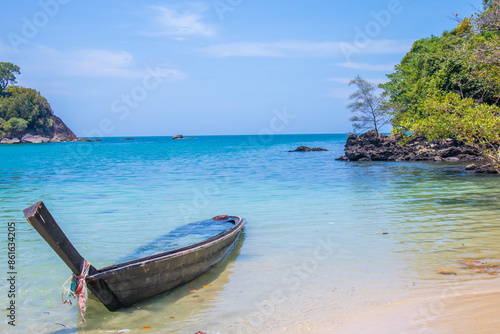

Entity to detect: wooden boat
[23,201,245,311]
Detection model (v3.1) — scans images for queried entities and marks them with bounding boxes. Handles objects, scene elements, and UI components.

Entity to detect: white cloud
[339,39,412,58]
[201,39,413,58]
[63,49,140,78]
[337,62,396,71]
[146,5,215,39]
[202,41,341,58]
[18,80,73,96]
[13,45,187,97]
[31,46,186,82]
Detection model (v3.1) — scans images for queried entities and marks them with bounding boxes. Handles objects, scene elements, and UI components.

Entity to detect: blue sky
[0,0,482,136]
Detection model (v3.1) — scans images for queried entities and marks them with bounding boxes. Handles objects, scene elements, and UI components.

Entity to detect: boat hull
[86,216,244,310]
[23,201,244,312]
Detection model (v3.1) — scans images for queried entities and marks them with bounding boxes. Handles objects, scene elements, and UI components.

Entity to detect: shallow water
[0,134,499,333]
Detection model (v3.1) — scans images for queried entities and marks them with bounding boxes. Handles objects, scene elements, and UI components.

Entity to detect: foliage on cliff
[381,0,500,172]
[0,86,54,138]
[0,62,55,138]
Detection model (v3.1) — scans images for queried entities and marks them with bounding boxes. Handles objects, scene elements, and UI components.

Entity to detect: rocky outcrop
[289,146,328,152]
[172,134,196,140]
[48,115,77,142]
[21,134,50,144]
[0,138,21,144]
[124,138,134,140]
[74,138,101,142]
[465,163,497,173]
[337,130,482,162]
[1,115,77,144]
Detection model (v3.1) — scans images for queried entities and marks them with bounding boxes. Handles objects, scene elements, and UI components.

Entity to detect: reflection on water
[0,135,499,333]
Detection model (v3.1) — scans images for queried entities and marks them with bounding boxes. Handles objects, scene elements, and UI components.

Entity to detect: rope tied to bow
[62,260,91,322]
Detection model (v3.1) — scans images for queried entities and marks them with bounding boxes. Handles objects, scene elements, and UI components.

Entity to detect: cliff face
[0,114,77,144]
[336,130,482,162]
[45,115,77,142]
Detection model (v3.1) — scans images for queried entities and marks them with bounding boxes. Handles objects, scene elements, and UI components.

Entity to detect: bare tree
[347,76,391,135]
[474,0,500,33]
[454,0,500,65]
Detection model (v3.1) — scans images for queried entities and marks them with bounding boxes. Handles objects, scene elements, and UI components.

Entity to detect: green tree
[7,117,28,134]
[0,63,58,139]
[0,62,21,94]
[347,76,391,135]
[0,86,53,137]
[399,92,500,173]
[380,34,499,128]
[381,1,500,172]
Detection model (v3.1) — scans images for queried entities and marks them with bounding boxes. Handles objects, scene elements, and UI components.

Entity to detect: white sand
[308,289,500,334]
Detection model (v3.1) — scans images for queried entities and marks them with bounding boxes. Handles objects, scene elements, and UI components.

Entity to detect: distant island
[172,134,196,139]
[0,62,78,144]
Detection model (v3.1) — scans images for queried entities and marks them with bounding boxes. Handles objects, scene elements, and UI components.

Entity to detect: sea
[0,134,499,334]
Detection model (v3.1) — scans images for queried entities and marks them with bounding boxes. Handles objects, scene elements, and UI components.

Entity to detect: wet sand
[426,291,500,334]
[309,289,500,334]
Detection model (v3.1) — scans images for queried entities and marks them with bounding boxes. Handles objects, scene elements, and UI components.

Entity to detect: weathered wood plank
[23,201,123,310]
[23,201,95,276]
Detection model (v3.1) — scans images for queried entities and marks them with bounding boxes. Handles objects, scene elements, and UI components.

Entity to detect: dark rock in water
[124,137,134,140]
[172,134,196,140]
[465,164,476,170]
[464,163,497,173]
[337,130,482,163]
[212,215,229,221]
[289,146,328,152]
[75,138,101,142]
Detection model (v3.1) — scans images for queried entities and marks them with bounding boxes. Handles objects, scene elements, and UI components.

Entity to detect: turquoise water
[1,134,499,333]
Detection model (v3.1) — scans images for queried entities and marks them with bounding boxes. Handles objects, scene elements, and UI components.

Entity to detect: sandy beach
[312,288,500,334]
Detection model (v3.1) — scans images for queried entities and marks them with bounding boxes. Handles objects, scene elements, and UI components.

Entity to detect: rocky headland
[0,71,99,144]
[336,130,482,163]
[0,115,78,144]
[0,114,102,144]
